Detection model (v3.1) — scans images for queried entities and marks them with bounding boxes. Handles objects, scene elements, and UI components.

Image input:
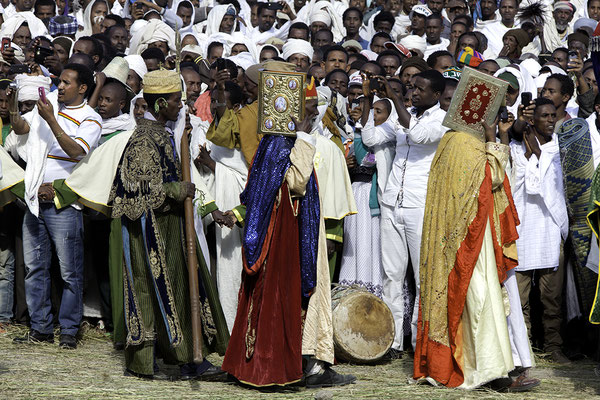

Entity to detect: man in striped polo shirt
[12,63,101,349]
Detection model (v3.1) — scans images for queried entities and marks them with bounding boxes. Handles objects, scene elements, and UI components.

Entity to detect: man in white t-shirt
[12,64,101,350]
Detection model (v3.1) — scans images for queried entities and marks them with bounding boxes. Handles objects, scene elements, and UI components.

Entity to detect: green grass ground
[1,324,600,399]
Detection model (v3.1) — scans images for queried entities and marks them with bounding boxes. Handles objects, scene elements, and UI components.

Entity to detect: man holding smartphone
[11,64,102,350]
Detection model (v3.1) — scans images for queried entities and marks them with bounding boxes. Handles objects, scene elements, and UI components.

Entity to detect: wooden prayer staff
[175,23,202,363]
[180,131,204,364]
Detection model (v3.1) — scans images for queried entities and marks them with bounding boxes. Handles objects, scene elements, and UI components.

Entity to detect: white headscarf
[227,51,255,70]
[282,39,314,61]
[204,4,236,36]
[76,0,109,39]
[495,65,538,116]
[298,0,345,42]
[229,32,259,63]
[0,11,48,41]
[15,74,52,102]
[173,0,196,33]
[128,90,144,128]
[124,55,148,80]
[129,19,176,55]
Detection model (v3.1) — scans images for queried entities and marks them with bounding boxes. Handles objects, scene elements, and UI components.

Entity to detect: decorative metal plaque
[258,70,306,137]
[443,67,508,137]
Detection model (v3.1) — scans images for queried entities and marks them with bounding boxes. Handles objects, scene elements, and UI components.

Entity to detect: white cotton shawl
[0,11,48,40]
[129,19,176,55]
[24,91,59,217]
[15,74,52,102]
[76,0,108,39]
[494,66,537,117]
[101,114,135,137]
[203,4,236,36]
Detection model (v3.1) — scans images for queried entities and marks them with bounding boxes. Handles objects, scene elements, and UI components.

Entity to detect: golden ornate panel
[258,70,306,137]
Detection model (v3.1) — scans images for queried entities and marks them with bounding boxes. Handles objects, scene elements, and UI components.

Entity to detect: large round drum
[331,285,395,363]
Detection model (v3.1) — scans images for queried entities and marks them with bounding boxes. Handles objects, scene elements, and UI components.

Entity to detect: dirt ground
[1,324,600,400]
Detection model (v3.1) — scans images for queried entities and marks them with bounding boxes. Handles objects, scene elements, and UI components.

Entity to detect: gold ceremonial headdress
[143,69,181,94]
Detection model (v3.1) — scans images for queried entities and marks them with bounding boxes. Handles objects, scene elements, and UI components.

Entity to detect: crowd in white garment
[1,0,600,384]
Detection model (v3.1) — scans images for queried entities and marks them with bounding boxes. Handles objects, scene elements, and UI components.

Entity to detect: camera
[34,45,53,65]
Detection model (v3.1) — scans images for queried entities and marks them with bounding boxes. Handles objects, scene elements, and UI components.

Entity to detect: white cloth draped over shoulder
[23,91,60,217]
[510,135,569,271]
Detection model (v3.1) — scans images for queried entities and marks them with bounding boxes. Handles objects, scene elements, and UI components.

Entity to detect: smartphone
[369,78,381,92]
[498,106,508,122]
[216,58,226,71]
[135,2,143,9]
[38,87,46,104]
[351,99,361,110]
[8,64,30,74]
[568,50,578,63]
[2,38,10,51]
[267,2,284,10]
[521,92,532,107]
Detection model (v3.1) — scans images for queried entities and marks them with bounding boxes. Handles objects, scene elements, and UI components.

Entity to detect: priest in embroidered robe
[220,78,356,388]
[413,118,522,389]
[106,69,229,379]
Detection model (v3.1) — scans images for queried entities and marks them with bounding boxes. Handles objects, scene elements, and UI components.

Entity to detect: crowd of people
[1,0,600,392]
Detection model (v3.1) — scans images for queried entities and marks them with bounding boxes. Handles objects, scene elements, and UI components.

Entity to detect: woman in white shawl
[340,97,396,297]
[76,0,109,39]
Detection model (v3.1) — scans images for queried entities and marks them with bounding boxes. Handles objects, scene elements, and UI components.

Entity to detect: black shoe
[180,360,227,381]
[305,367,356,388]
[124,369,171,380]
[113,341,124,351]
[59,334,77,349]
[383,348,403,361]
[13,329,54,344]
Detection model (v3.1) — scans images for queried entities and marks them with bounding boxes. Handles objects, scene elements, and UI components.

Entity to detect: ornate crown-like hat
[142,69,181,94]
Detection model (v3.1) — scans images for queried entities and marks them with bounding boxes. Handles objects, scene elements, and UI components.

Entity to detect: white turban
[282,39,314,62]
[15,74,52,102]
[399,35,427,54]
[310,10,331,26]
[228,52,256,70]
[129,19,176,55]
[182,44,203,57]
[124,55,148,80]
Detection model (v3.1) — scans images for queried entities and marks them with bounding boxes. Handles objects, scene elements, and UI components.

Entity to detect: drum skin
[331,286,395,363]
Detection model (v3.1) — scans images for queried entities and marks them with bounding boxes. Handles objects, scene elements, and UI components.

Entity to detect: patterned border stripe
[58,112,81,126]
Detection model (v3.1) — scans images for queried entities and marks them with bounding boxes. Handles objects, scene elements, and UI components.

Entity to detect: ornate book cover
[442,67,508,137]
[258,70,306,137]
